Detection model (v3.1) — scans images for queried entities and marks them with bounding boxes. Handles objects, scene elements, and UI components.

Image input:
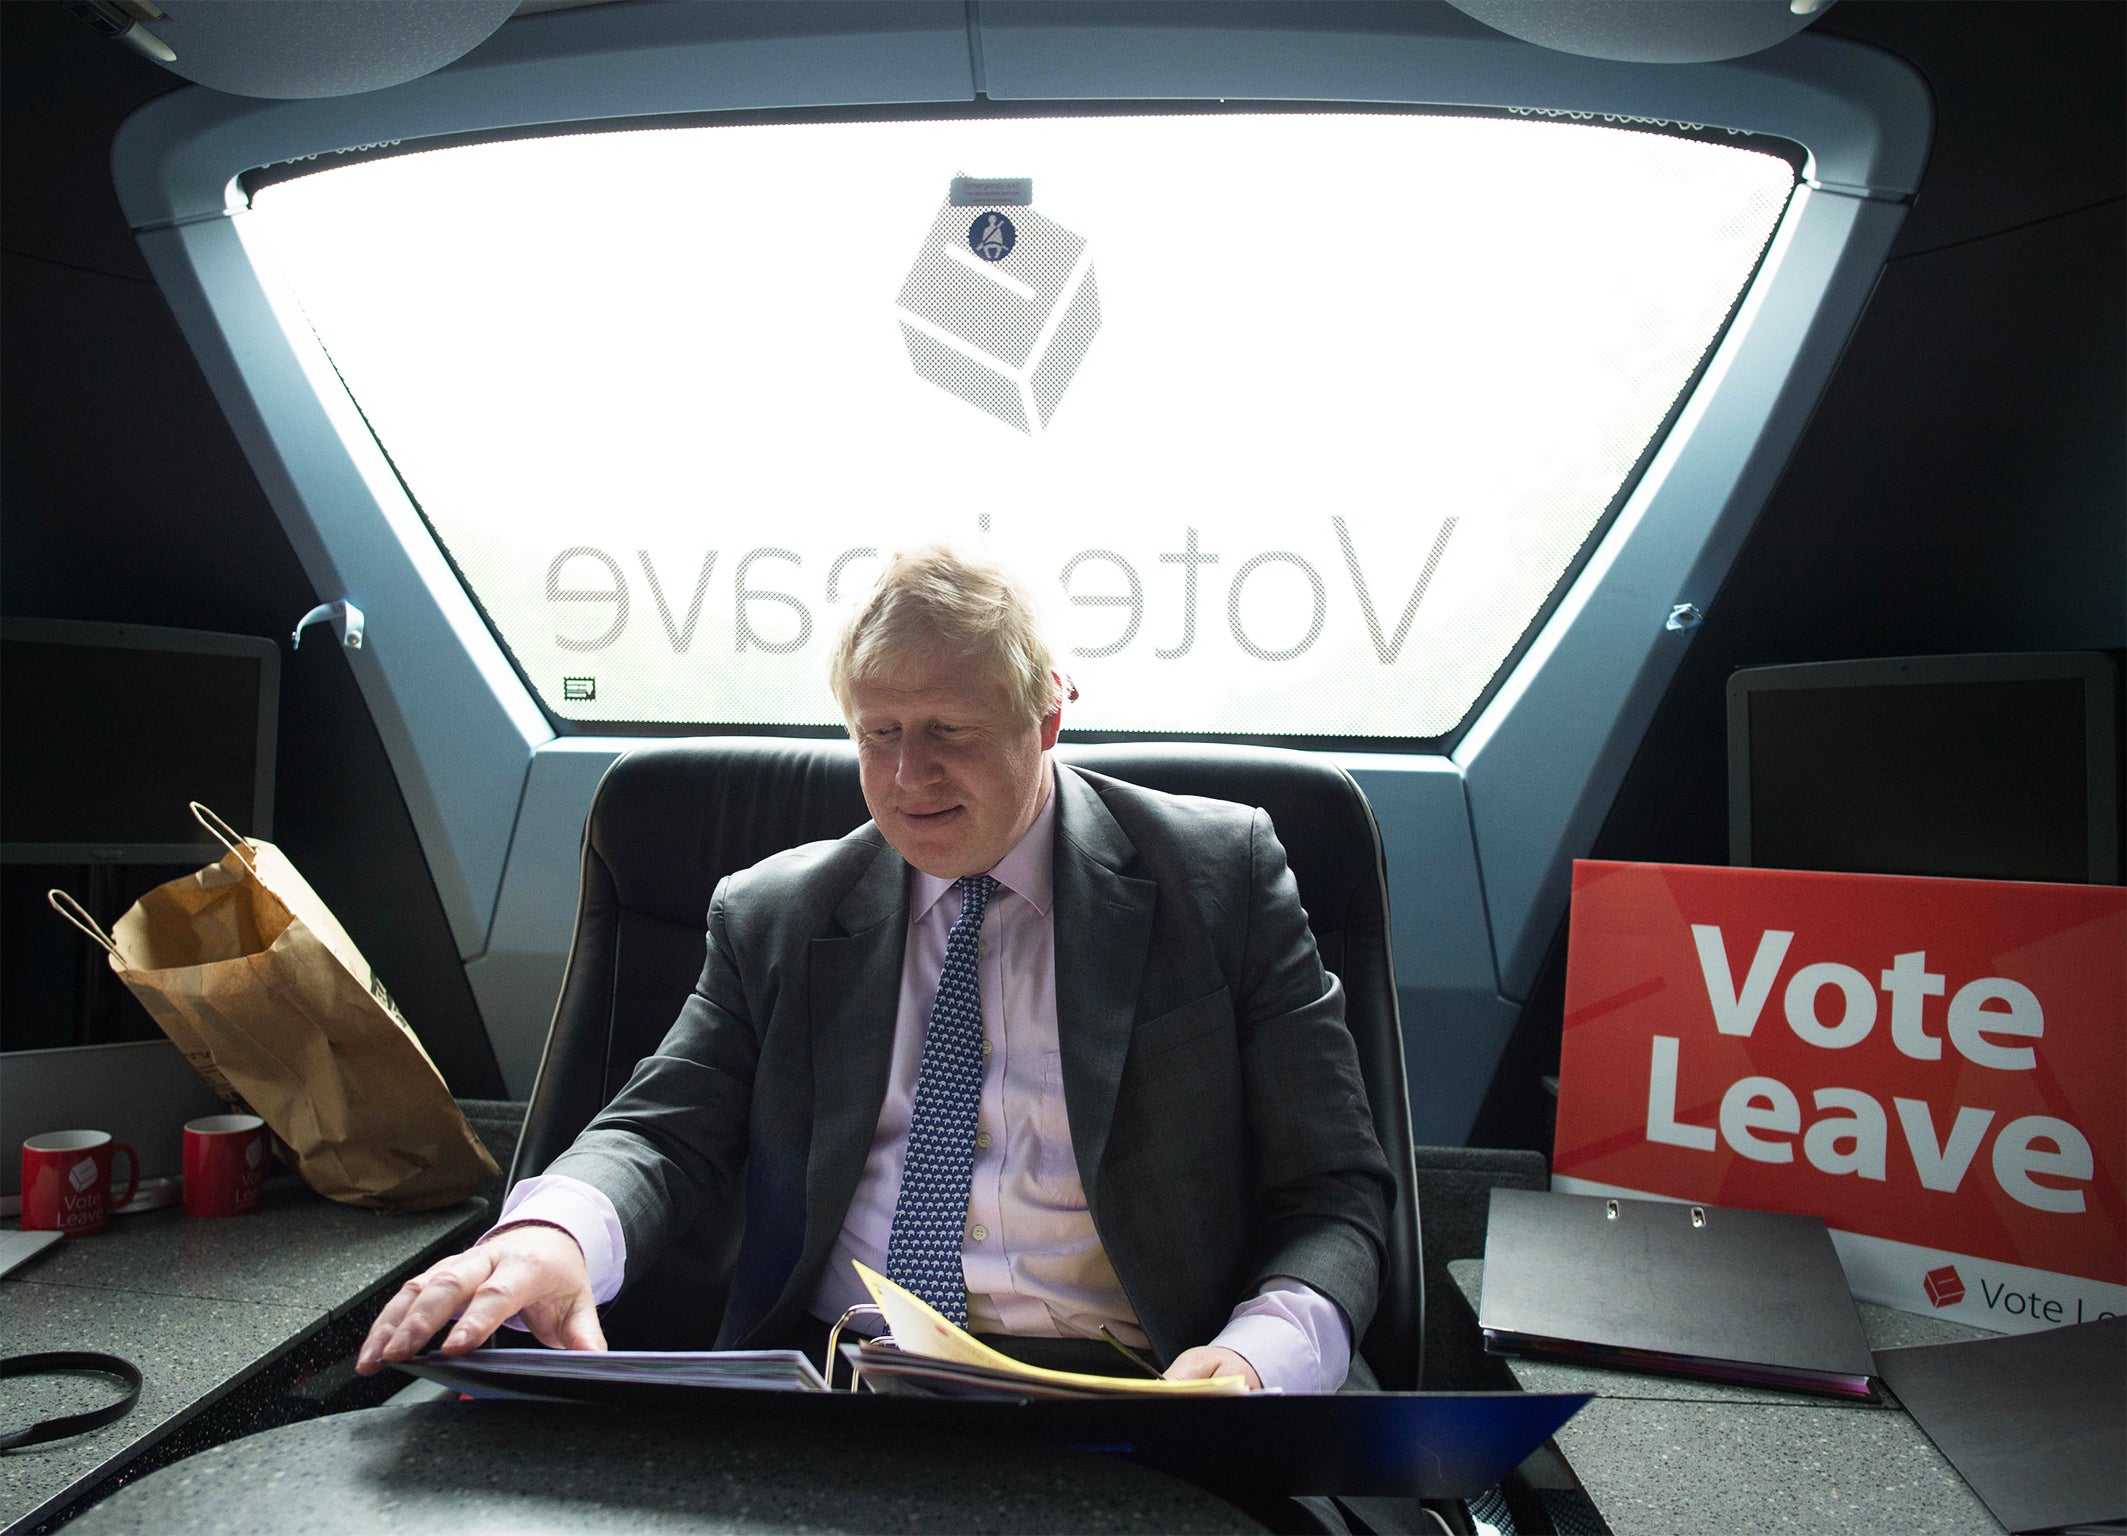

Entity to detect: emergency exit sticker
[1554,860,2125,1333]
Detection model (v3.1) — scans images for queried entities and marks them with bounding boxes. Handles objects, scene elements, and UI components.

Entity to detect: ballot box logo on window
[1553,861,2126,1333]
[897,183,1101,436]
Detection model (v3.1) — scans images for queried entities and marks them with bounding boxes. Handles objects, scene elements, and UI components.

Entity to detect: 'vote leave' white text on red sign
[1554,861,2124,1334]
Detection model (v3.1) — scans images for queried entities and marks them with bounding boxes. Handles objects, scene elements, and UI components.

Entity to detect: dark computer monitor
[0,618,280,863]
[1727,652,2122,885]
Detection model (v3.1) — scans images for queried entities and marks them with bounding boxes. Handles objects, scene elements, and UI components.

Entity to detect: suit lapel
[791,834,907,1303]
[1050,765,1156,1208]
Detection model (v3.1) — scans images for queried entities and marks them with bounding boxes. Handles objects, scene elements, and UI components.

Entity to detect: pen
[1098,1324,1163,1379]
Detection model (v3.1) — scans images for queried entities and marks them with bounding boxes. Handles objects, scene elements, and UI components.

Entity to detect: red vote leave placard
[1554,861,2124,1333]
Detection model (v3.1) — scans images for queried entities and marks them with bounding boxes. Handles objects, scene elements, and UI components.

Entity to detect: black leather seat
[513,736,1426,1388]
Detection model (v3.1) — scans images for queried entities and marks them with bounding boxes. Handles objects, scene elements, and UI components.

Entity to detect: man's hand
[355,1223,605,1375]
[1163,1345,1262,1390]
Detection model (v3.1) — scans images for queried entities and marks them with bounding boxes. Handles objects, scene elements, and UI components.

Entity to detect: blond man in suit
[362,546,1391,1391]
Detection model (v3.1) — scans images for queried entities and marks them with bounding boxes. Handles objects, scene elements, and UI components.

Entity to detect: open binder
[403,1265,1591,1499]
[1478,1188,1878,1399]
[397,1359,1589,1500]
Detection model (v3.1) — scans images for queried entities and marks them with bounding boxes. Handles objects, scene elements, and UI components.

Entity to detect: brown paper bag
[50,804,497,1212]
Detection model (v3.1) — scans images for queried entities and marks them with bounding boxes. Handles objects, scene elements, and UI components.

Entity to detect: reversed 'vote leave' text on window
[246,112,1795,739]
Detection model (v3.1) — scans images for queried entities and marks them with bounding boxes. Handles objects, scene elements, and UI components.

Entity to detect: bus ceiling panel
[974,5,1930,198]
[110,1,978,230]
[134,212,550,961]
[107,3,1930,232]
[1457,189,1912,1002]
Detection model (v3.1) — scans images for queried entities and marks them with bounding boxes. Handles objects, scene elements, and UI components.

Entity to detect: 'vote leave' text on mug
[183,1114,270,1219]
[21,1131,140,1236]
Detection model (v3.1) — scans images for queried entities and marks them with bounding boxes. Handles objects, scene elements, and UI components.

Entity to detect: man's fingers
[356,1253,498,1374]
[356,1290,414,1374]
[359,1283,442,1374]
[358,1225,598,1373]
[382,1272,481,1358]
[1163,1345,1262,1390]
[357,1281,420,1369]
[1163,1346,1220,1379]
[438,1270,531,1355]
[441,1243,593,1355]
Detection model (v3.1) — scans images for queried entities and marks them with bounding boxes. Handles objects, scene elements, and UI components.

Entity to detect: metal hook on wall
[291,600,364,651]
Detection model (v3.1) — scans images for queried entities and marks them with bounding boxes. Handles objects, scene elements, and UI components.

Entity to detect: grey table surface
[1448,1259,2008,1535]
[63,1400,1269,1535]
[1,1184,487,1535]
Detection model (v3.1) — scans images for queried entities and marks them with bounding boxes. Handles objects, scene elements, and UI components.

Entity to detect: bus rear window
[246,110,1795,742]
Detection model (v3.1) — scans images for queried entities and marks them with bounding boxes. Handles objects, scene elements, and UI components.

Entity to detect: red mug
[183,1114,270,1219]
[21,1130,140,1237]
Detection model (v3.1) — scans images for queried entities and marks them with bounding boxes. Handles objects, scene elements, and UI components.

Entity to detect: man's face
[849,645,1060,879]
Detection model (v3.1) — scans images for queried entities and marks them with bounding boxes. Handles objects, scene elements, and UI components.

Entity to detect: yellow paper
[853,1261,1251,1395]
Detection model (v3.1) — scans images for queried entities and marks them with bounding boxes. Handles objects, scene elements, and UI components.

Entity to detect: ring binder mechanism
[825,1302,885,1392]
[846,1261,1251,1398]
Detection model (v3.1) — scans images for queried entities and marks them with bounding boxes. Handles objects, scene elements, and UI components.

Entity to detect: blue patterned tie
[885,873,997,1327]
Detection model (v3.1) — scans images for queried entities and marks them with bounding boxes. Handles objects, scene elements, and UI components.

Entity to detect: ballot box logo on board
[1923,1264,1966,1308]
[1552,860,2125,1333]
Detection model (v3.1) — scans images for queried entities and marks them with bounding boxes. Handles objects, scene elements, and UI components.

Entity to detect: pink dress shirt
[500,766,1353,1392]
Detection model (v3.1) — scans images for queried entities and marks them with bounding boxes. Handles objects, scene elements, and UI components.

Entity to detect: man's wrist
[480,1217,586,1258]
[491,1173,627,1302]
[1213,1279,1354,1393]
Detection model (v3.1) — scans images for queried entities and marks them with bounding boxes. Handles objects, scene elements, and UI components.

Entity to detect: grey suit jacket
[549,762,1393,1373]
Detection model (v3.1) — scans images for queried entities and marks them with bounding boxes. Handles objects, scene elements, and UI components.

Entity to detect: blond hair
[829,545,1060,730]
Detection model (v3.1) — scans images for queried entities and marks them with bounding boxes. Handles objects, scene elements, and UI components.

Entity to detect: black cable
[0,1352,144,1451]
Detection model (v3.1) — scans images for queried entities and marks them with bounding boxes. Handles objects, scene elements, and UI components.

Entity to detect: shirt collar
[909,760,1057,921]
